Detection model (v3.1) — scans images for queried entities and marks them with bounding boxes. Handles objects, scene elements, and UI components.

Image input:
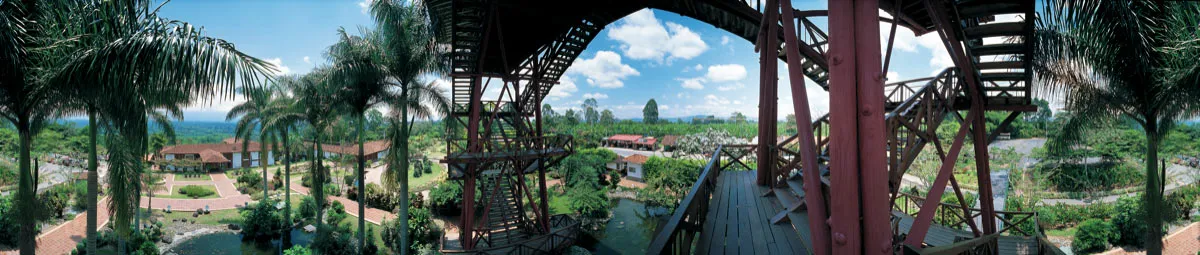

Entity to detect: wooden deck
[696,171,809,254]
[893,211,1040,255]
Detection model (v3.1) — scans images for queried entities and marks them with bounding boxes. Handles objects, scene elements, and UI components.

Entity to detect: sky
[160,0,1012,122]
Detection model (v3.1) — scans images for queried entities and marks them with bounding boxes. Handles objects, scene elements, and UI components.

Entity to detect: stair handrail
[648,145,726,254]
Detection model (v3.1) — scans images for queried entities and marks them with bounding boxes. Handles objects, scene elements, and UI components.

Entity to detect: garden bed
[160,184,220,199]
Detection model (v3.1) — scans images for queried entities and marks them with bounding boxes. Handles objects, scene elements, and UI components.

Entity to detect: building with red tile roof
[158,138,274,171]
[313,140,391,161]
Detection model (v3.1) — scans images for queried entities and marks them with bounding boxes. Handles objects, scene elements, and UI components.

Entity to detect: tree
[582,98,599,124]
[262,84,309,243]
[228,86,277,199]
[284,69,340,231]
[563,109,580,125]
[16,1,274,254]
[643,99,659,124]
[675,128,743,158]
[729,112,747,124]
[599,109,615,124]
[1035,2,1200,252]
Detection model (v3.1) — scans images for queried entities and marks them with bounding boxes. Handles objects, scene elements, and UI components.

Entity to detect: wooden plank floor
[696,171,807,254]
[893,211,1039,255]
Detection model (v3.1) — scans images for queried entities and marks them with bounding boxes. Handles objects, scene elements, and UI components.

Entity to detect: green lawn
[409,162,445,192]
[157,184,219,199]
[173,173,212,182]
[548,191,572,215]
[1045,226,1078,237]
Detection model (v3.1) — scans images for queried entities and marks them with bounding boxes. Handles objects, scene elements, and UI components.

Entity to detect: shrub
[1112,196,1150,247]
[324,184,342,196]
[413,168,422,178]
[568,186,609,218]
[178,185,215,198]
[364,183,396,211]
[238,168,263,186]
[72,180,87,211]
[343,175,356,188]
[1165,184,1199,223]
[284,245,313,255]
[429,181,463,210]
[0,195,19,246]
[312,224,377,255]
[1073,219,1118,254]
[241,198,285,239]
[382,207,441,254]
[327,201,347,224]
[39,184,72,218]
[298,196,319,221]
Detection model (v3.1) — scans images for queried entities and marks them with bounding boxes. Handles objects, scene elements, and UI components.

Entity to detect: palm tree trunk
[356,114,366,249]
[1145,127,1163,255]
[262,131,269,199]
[314,134,325,230]
[16,115,36,255]
[398,93,411,255]
[283,129,292,245]
[86,110,99,255]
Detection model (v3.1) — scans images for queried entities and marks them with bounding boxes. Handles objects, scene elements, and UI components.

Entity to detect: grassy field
[157,184,219,199]
[409,162,445,192]
[335,215,390,253]
[148,207,244,226]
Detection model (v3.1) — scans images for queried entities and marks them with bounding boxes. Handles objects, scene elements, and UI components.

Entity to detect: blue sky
[163,0,987,122]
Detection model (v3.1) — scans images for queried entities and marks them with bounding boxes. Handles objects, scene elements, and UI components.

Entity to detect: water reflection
[577,199,670,255]
[169,229,314,255]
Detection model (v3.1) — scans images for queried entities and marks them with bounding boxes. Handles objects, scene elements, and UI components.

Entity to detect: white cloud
[705,94,731,105]
[721,36,731,46]
[265,58,291,76]
[358,0,373,14]
[582,93,609,99]
[694,64,703,71]
[566,51,640,88]
[607,10,709,62]
[886,71,900,82]
[679,78,705,90]
[676,92,690,99]
[705,64,747,82]
[548,75,579,99]
[303,56,311,64]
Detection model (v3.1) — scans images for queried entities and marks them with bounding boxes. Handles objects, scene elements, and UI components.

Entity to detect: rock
[228,224,241,231]
[303,225,316,233]
[162,235,172,243]
[192,212,199,218]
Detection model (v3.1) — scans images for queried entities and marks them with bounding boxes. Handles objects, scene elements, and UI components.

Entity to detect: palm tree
[20,1,276,253]
[371,1,450,252]
[262,81,308,243]
[327,26,395,250]
[228,86,277,198]
[285,69,340,230]
[1035,2,1200,253]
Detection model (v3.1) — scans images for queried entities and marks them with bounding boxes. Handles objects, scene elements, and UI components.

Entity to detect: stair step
[956,1,1028,19]
[979,72,1026,82]
[976,61,1023,70]
[963,22,1026,38]
[970,43,1024,56]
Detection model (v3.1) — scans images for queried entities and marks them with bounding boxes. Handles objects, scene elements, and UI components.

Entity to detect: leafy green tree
[1035,2,1200,252]
[564,109,580,125]
[729,112,747,124]
[599,109,615,124]
[263,84,308,242]
[284,69,340,231]
[643,99,659,124]
[582,98,599,124]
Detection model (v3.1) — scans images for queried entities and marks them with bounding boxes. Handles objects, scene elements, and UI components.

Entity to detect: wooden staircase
[765,0,1035,251]
[476,174,529,248]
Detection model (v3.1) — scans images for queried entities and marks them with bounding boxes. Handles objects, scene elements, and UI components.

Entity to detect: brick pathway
[288,181,393,225]
[1101,222,1200,255]
[0,198,111,255]
[142,172,250,211]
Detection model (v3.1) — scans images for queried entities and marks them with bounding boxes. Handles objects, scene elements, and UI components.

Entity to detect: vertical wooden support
[756,0,780,185]
[904,108,977,247]
[851,0,892,253]
[775,0,831,254]
[536,103,550,233]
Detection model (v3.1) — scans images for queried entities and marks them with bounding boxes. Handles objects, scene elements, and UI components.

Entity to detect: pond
[577,198,670,255]
[168,229,314,255]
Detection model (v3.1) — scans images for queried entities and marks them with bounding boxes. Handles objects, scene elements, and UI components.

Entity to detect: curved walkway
[0,198,111,255]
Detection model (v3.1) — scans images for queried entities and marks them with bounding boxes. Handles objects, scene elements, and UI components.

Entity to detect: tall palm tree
[262,80,308,243]
[327,26,395,250]
[24,1,276,253]
[1035,2,1200,253]
[228,86,277,198]
[371,1,450,252]
[286,69,340,230]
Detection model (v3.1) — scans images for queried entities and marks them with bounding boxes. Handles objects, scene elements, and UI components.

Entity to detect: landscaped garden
[161,185,220,199]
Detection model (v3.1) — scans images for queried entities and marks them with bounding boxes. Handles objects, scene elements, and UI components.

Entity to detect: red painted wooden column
[826,0,890,253]
[775,0,831,254]
[756,0,780,185]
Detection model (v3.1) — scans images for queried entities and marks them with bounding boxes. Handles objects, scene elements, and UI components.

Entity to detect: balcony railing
[647,144,757,254]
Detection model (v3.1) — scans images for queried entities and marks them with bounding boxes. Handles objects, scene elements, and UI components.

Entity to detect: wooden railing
[440,214,580,255]
[647,145,727,254]
[894,192,1066,254]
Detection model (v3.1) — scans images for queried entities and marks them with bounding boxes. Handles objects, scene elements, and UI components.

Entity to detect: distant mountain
[626,115,761,123]
[55,119,237,143]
